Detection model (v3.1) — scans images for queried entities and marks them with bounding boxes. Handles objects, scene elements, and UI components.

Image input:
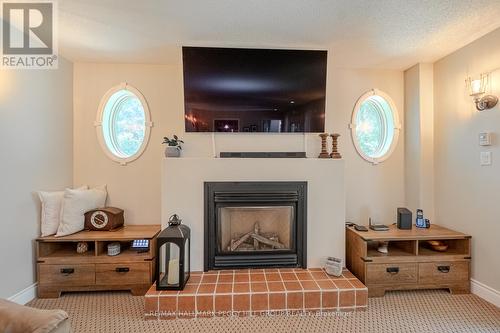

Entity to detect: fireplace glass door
[205,181,307,270]
[217,205,294,254]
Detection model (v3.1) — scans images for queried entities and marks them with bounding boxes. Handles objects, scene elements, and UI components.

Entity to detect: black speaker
[397,208,412,230]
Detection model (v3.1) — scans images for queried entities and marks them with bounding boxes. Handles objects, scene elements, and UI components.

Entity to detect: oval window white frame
[95,82,153,165]
[350,89,401,165]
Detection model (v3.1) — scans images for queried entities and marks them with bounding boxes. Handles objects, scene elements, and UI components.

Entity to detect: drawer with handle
[366,263,418,284]
[38,264,95,285]
[96,262,150,285]
[418,261,469,284]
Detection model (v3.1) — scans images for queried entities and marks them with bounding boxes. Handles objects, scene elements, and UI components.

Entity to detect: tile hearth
[145,268,367,319]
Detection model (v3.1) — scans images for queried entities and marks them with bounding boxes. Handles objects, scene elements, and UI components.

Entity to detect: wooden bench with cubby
[36,225,160,298]
[346,224,471,297]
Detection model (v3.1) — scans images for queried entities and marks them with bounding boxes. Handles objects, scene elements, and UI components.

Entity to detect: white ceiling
[58,0,500,69]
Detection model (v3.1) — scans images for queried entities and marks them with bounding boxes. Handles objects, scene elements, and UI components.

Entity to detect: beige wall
[404,64,435,220]
[73,48,405,227]
[419,64,435,221]
[73,63,179,225]
[404,65,422,213]
[434,28,500,291]
[0,59,73,299]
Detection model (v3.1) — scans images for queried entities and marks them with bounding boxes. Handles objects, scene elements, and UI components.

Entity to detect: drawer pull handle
[386,267,399,274]
[437,266,450,273]
[116,267,130,273]
[60,268,74,275]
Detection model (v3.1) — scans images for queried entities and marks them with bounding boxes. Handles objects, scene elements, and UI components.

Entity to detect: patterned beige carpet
[29,289,500,333]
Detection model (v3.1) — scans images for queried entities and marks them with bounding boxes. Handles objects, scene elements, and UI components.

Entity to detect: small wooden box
[85,207,124,231]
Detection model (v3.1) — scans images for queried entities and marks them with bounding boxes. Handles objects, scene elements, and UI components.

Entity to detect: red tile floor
[145,268,368,319]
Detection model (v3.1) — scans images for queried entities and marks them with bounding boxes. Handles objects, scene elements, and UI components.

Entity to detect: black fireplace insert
[204,181,307,270]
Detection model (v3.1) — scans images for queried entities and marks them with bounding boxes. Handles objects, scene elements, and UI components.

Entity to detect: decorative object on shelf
[84,207,124,231]
[107,242,121,256]
[465,73,498,111]
[377,241,389,254]
[318,133,330,158]
[427,240,449,252]
[325,256,343,277]
[156,214,191,290]
[329,133,342,159]
[76,241,88,254]
[162,135,184,157]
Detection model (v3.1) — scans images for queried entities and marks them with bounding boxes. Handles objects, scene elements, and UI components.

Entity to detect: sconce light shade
[466,73,498,111]
[469,79,484,96]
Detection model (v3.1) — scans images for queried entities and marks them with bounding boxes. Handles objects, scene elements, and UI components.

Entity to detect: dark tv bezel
[182,46,327,133]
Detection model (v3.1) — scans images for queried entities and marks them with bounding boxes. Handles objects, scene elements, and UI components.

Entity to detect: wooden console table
[346,224,471,297]
[36,225,160,298]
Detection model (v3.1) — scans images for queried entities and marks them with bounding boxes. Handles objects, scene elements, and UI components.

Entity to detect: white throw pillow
[38,186,88,237]
[56,185,107,237]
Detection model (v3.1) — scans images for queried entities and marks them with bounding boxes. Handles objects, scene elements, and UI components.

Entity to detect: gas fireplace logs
[228,222,285,252]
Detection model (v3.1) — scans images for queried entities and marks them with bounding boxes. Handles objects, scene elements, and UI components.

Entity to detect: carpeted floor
[28,289,500,333]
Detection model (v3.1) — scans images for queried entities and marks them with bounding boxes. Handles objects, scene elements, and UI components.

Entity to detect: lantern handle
[168,214,182,226]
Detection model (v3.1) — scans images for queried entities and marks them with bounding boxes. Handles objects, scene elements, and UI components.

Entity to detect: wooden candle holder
[330,133,342,159]
[318,133,330,158]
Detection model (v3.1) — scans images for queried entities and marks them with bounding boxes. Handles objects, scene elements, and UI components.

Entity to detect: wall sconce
[466,73,498,111]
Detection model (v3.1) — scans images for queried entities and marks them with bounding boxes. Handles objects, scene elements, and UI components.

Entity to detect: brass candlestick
[330,133,342,159]
[318,133,330,158]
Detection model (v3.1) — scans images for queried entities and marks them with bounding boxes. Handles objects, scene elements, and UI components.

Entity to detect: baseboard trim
[6,280,498,308]
[471,279,500,308]
[7,283,37,305]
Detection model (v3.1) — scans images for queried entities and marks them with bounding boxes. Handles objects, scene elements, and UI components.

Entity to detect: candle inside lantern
[167,258,179,285]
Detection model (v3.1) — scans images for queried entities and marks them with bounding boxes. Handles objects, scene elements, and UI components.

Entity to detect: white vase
[165,146,181,157]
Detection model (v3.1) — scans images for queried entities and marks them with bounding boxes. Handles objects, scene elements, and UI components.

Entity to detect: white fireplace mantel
[162,157,345,271]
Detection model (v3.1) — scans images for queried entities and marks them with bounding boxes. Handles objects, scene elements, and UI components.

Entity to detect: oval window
[350,89,400,164]
[96,83,152,164]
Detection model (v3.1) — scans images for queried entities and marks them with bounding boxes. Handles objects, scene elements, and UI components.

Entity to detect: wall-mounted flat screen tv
[182,47,327,133]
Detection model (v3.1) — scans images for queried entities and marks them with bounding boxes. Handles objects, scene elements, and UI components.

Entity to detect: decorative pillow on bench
[38,186,87,237]
[56,185,107,237]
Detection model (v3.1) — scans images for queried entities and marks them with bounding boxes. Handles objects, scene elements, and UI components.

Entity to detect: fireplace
[204,182,307,270]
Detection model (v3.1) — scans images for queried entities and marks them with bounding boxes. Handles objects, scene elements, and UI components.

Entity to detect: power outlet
[480,152,492,166]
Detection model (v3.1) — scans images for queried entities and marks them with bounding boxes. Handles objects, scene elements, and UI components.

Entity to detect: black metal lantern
[156,214,190,290]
